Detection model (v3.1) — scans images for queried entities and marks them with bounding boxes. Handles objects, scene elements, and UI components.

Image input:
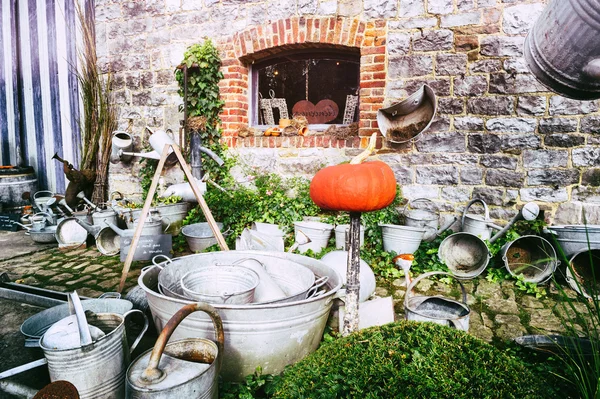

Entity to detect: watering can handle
[232,257,266,269]
[404,271,468,306]
[123,309,149,355]
[140,303,224,384]
[461,199,489,229]
[400,197,438,216]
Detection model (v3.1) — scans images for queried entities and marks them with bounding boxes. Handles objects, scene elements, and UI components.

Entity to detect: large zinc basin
[138,250,342,381]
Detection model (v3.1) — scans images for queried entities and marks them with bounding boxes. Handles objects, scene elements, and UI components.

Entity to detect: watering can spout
[104,220,127,237]
[489,202,540,244]
[199,146,225,167]
[74,218,101,237]
[436,216,457,236]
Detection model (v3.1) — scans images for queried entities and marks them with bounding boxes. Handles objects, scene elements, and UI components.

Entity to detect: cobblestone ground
[0,230,587,343]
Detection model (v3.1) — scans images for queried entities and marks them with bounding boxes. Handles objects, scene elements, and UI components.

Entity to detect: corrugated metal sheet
[0,0,81,194]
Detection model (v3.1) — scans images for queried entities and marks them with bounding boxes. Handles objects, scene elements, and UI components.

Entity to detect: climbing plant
[175,40,228,180]
[175,40,225,142]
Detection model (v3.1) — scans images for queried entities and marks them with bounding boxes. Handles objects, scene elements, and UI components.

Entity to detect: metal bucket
[525,0,600,100]
[138,250,342,381]
[55,217,89,249]
[334,224,364,250]
[126,303,223,399]
[180,265,260,304]
[500,235,558,283]
[293,221,333,253]
[405,271,470,331]
[33,190,54,211]
[566,249,600,299]
[21,298,133,345]
[182,222,224,252]
[379,224,426,254]
[39,309,148,399]
[122,203,190,236]
[438,232,491,279]
[377,85,437,143]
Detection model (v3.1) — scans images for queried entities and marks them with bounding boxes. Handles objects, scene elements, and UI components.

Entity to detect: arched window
[251,49,360,128]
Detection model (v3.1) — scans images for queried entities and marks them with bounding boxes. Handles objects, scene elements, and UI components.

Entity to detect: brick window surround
[217,17,386,150]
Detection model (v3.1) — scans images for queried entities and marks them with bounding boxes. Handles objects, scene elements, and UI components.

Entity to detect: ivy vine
[175,40,225,143]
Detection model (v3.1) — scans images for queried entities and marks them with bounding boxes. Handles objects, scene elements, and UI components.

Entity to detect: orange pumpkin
[309,160,397,212]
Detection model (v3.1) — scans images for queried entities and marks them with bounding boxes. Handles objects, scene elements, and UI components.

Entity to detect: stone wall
[99,0,600,224]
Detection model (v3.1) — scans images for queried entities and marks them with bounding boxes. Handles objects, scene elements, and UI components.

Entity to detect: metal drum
[525,0,600,99]
[138,251,342,381]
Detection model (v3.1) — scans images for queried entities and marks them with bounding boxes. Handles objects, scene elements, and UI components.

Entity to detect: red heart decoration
[292,100,339,124]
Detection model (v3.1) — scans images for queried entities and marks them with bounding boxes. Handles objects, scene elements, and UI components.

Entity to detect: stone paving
[0,230,587,344]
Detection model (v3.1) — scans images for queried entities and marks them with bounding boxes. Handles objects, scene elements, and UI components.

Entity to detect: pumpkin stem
[349,133,377,165]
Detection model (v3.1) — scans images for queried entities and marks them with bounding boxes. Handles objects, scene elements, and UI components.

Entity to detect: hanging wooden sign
[292,99,339,124]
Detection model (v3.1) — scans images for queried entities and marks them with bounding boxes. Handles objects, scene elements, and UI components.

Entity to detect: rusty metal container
[525,0,600,99]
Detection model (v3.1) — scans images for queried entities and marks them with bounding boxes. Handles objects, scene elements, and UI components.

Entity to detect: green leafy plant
[265,321,558,398]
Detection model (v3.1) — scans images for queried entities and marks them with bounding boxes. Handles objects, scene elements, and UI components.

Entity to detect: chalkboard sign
[120,235,172,262]
[0,213,20,231]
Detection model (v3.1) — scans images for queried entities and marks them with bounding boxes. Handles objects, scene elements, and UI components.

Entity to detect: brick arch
[218,17,386,149]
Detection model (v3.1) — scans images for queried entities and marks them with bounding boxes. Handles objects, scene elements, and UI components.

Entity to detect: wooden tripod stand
[117,143,228,293]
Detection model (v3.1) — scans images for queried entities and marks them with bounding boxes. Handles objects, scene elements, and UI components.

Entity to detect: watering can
[400,198,457,242]
[440,202,541,279]
[460,199,500,241]
[126,302,223,399]
[110,131,134,163]
[118,128,178,166]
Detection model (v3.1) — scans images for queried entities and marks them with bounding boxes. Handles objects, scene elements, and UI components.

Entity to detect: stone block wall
[98,0,600,223]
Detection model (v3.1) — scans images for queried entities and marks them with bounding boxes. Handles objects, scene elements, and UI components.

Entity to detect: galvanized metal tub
[138,251,342,381]
[500,235,558,284]
[180,266,260,304]
[39,310,148,399]
[156,255,317,304]
[547,225,600,257]
[525,0,600,100]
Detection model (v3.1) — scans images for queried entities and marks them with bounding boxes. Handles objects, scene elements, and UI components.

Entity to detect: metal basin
[547,225,600,256]
[138,251,342,381]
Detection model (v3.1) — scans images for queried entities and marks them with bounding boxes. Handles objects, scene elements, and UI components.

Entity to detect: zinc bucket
[293,221,333,253]
[334,224,364,250]
[438,232,490,279]
[567,249,600,299]
[500,235,558,284]
[379,224,425,255]
[180,265,259,304]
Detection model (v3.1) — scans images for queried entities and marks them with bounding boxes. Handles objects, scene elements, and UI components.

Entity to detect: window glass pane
[257,57,359,125]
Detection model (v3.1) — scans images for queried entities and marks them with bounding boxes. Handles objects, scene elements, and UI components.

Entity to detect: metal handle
[152,254,172,268]
[305,276,329,299]
[584,58,600,80]
[461,198,489,229]
[140,302,224,384]
[68,292,93,347]
[98,292,121,299]
[232,257,266,269]
[124,309,149,355]
[405,271,468,306]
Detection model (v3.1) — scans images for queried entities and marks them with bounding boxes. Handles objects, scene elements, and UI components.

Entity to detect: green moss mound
[268,321,554,399]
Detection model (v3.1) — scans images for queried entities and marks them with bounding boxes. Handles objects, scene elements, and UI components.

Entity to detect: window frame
[249,48,361,130]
